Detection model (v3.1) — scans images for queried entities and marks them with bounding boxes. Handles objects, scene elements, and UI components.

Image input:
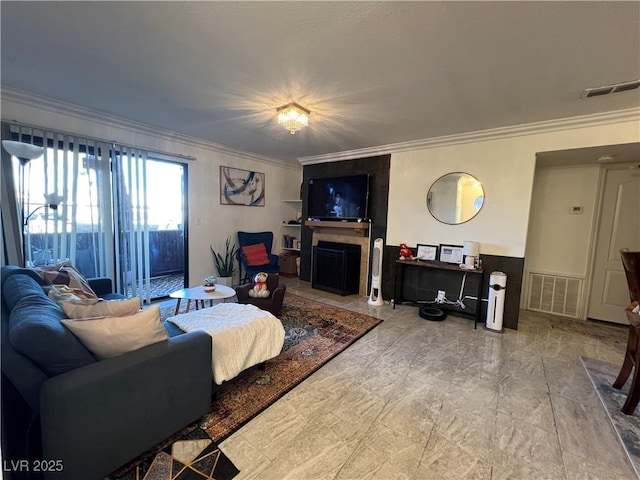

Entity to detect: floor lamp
[2,140,45,266]
[24,193,65,265]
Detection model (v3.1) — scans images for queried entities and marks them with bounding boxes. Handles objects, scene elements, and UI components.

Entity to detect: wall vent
[527,272,582,318]
[582,80,640,99]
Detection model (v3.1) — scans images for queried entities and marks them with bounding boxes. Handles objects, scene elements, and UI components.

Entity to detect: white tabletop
[169,284,236,302]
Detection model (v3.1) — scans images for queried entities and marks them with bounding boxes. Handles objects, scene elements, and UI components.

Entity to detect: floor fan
[368,238,384,306]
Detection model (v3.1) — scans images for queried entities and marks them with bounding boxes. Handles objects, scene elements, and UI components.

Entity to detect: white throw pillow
[61,305,168,359]
[61,297,141,319]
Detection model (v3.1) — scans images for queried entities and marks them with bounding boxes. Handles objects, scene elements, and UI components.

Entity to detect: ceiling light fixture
[276,102,310,134]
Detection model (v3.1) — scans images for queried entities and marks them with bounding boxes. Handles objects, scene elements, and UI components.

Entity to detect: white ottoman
[168,302,285,384]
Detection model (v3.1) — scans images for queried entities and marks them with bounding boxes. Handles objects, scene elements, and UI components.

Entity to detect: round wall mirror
[426,172,484,224]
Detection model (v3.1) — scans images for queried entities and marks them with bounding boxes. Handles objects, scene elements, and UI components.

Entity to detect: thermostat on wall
[569,206,583,215]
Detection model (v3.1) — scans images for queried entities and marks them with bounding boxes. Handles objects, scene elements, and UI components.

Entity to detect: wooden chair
[613,250,640,415]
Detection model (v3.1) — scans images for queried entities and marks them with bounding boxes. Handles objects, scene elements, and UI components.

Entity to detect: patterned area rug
[581,356,640,478]
[107,293,382,479]
[106,427,240,480]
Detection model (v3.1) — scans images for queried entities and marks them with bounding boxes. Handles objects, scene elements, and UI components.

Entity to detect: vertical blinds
[5,124,152,302]
[112,145,151,303]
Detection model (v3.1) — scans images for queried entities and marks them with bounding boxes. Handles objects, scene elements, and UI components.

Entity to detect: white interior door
[588,168,640,324]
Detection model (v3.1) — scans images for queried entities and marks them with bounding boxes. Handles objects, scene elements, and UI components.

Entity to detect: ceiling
[1,1,639,166]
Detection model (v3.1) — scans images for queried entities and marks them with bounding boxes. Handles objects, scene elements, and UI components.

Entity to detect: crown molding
[298,108,640,165]
[4,86,637,170]
[1,86,298,170]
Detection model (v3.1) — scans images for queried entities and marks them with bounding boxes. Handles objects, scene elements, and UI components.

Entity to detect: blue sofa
[1,266,213,480]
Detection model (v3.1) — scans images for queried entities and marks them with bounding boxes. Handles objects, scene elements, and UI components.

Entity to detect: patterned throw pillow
[34,261,98,299]
[242,243,269,266]
[48,284,100,304]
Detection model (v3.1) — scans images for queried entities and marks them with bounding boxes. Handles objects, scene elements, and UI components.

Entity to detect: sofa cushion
[5,275,96,377]
[163,320,186,338]
[61,305,169,360]
[100,293,127,301]
[3,272,40,312]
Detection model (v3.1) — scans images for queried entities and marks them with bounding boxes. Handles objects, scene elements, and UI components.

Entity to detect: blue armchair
[237,231,280,284]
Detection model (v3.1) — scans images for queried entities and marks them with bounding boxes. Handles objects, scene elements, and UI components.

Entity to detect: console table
[393,259,485,328]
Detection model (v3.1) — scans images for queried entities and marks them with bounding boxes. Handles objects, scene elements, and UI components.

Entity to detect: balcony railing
[26,230,185,298]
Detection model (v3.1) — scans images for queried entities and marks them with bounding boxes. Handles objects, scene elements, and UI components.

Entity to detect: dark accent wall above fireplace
[300,155,391,284]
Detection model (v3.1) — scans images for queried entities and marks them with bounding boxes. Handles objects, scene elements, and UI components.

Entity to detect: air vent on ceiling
[582,80,640,99]
[527,272,582,319]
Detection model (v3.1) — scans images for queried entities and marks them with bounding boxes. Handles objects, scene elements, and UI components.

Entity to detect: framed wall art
[220,166,265,206]
[416,244,438,261]
[439,244,464,264]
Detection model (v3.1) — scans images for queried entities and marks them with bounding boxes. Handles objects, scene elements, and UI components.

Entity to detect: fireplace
[312,241,361,296]
[310,230,371,296]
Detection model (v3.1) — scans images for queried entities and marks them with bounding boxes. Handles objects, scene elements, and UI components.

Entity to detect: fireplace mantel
[304,220,369,237]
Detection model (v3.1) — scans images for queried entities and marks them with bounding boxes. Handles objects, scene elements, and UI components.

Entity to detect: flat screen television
[307,174,370,221]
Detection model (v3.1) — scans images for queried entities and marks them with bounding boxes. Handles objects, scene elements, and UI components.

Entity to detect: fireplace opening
[312,241,361,296]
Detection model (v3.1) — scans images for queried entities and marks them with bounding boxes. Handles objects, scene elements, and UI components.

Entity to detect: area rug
[581,356,640,478]
[105,427,240,480]
[107,293,382,479]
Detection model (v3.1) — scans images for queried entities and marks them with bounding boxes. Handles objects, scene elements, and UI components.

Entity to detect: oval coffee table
[169,284,237,316]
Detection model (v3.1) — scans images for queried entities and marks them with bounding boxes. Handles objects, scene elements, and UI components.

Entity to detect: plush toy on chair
[235,273,286,315]
[249,272,270,298]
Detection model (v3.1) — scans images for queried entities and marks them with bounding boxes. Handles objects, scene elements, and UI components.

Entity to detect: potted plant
[210,236,238,286]
[203,275,217,292]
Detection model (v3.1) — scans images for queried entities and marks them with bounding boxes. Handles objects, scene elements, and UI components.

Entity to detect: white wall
[389,139,535,256]
[525,165,601,276]
[1,94,302,286]
[387,118,639,259]
[521,164,602,315]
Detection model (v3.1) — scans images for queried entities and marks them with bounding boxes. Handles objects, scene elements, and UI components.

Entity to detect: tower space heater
[368,238,384,306]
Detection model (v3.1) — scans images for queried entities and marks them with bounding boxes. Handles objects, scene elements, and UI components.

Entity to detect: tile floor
[220,277,638,480]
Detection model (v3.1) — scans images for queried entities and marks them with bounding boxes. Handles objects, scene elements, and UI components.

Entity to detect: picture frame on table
[439,244,464,264]
[416,244,438,261]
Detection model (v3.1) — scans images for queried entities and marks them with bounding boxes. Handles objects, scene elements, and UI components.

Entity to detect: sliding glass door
[135,158,187,299]
[2,124,188,302]
[7,132,116,281]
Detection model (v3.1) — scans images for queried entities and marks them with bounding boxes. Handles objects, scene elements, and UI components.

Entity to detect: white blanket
[169,303,285,384]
